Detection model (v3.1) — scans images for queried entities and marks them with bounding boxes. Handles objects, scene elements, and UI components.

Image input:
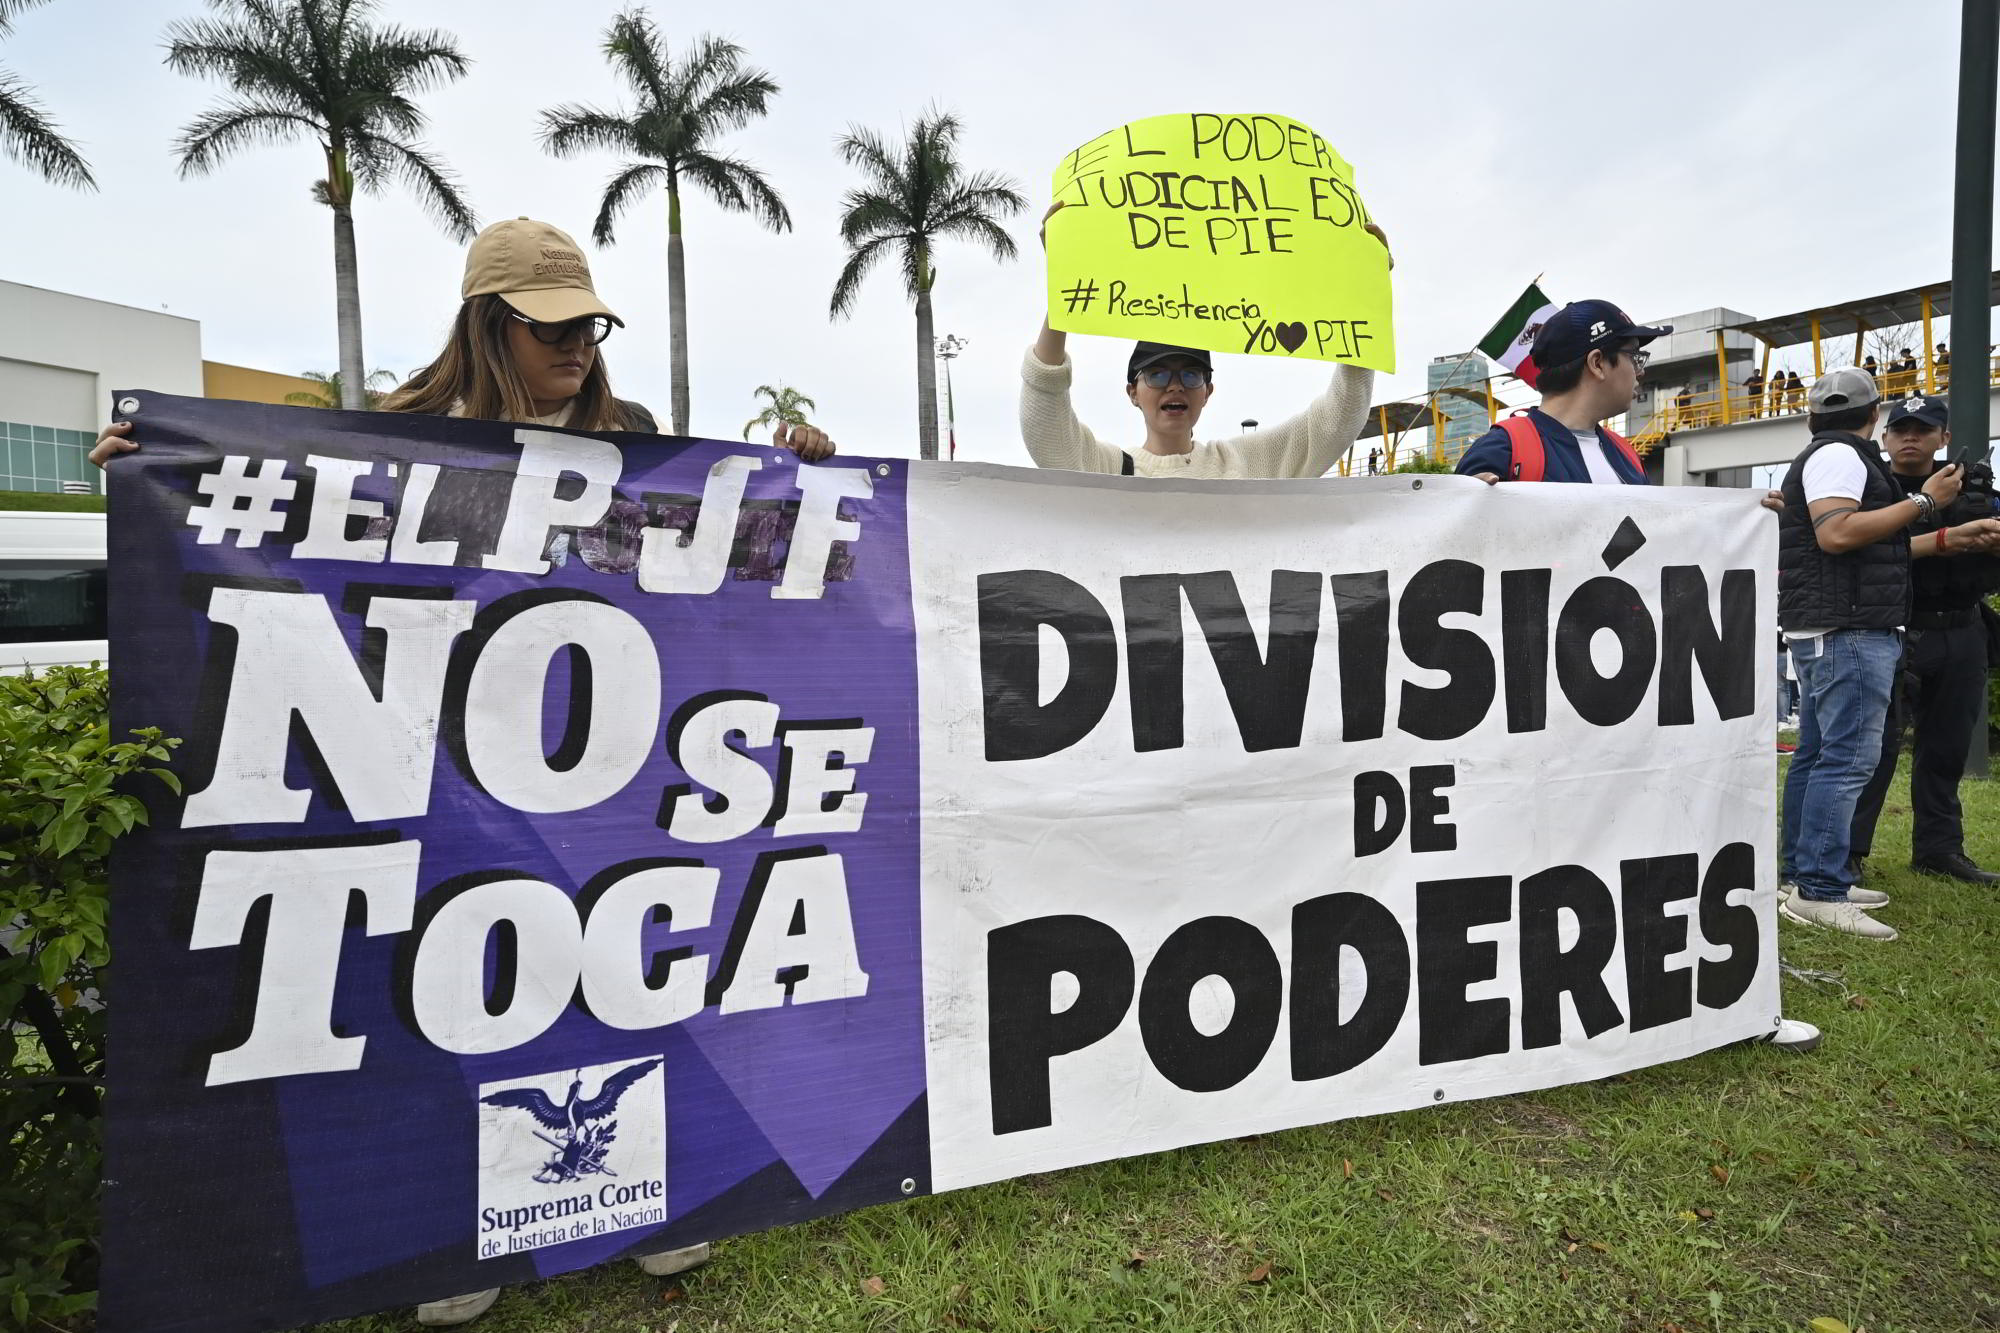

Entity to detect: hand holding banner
[1046,113,1395,371]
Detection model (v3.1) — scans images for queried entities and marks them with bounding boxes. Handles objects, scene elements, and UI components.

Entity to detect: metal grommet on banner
[1433,1089,1445,1101]
[899,1178,916,1195]
[117,396,141,415]
[1411,479,1423,490]
[876,464,891,477]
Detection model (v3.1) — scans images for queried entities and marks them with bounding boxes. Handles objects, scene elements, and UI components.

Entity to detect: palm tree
[0,0,94,189]
[541,9,790,437]
[832,111,1024,460]
[740,383,815,440]
[164,0,478,410]
[284,367,395,409]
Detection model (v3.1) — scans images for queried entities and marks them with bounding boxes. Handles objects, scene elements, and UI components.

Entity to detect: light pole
[936,334,968,461]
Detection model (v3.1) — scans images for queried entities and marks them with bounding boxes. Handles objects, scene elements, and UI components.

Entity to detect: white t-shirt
[1785,442,1882,641]
[1572,430,1621,485]
[1799,446,1870,505]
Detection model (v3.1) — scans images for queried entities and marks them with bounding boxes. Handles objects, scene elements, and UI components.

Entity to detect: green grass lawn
[318,752,1999,1333]
[0,488,105,512]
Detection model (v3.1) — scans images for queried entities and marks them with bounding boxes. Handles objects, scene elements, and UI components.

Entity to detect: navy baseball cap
[1128,342,1213,381]
[1887,395,1949,430]
[1530,300,1672,368]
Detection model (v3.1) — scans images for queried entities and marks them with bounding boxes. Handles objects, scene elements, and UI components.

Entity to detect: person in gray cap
[1777,369,1966,940]
[1846,395,2000,885]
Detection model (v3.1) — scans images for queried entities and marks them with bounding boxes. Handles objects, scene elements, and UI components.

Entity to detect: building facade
[0,280,323,494]
[1426,351,1489,459]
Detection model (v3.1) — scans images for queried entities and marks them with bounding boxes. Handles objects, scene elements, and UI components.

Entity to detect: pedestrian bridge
[1655,384,2000,483]
[1352,273,2000,482]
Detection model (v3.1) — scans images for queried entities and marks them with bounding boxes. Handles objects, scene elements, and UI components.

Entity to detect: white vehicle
[0,508,108,674]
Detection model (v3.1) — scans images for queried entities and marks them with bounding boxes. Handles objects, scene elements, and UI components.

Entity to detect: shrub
[1,666,179,1327]
[1385,452,1455,474]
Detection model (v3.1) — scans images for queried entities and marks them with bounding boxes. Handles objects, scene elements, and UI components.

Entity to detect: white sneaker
[1778,880,1797,903]
[415,1290,498,1326]
[1846,886,1890,909]
[1759,1017,1822,1053]
[634,1241,711,1278]
[1781,896,1899,940]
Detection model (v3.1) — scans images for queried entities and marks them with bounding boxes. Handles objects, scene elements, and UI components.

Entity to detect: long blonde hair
[382,294,628,431]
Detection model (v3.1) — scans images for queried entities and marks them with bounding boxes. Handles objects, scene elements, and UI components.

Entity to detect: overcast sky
[4,0,1989,465]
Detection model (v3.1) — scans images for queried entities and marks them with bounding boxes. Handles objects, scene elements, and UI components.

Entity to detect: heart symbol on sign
[1275,321,1308,353]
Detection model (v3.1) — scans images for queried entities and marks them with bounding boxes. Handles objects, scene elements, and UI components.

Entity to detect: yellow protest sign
[1046,113,1393,372]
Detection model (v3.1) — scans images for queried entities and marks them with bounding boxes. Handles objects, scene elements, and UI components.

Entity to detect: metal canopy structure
[1729,273,2000,346]
[1356,385,1496,441]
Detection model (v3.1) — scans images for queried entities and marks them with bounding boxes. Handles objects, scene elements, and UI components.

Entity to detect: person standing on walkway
[1846,395,2000,884]
[1778,370,1965,942]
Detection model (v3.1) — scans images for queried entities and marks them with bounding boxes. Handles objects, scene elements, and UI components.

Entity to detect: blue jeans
[1780,629,1903,901]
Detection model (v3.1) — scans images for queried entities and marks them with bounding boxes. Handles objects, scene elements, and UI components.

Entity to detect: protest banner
[1045,113,1395,371]
[103,394,1773,1332]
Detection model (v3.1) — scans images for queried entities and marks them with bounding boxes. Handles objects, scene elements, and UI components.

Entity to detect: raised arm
[1018,341,1127,474]
[1223,363,1377,477]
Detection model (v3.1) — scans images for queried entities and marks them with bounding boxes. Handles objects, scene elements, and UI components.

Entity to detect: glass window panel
[6,423,28,441]
[34,441,57,477]
[0,561,108,642]
[32,426,55,443]
[10,442,32,475]
[57,447,86,482]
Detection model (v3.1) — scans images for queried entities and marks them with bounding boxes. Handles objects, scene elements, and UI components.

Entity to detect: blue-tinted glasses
[1138,367,1209,390]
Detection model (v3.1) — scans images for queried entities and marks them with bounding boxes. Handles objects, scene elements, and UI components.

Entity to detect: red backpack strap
[1499,414,1544,482]
[1602,427,1644,478]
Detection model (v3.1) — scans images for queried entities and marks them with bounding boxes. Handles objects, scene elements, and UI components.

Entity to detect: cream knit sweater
[1018,349,1375,479]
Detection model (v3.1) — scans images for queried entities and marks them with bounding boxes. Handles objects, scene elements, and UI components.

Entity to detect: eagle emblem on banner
[480,1057,664,1184]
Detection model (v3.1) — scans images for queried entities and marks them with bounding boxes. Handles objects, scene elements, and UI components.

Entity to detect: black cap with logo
[1886,395,1950,430]
[1530,299,1673,369]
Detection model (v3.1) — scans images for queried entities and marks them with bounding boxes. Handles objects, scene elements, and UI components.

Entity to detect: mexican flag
[1478,282,1557,388]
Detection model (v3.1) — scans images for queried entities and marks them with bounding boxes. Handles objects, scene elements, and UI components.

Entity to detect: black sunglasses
[1137,367,1209,390]
[509,312,614,346]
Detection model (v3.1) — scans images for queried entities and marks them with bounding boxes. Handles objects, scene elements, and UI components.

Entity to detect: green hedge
[0,490,106,514]
[1,667,178,1326]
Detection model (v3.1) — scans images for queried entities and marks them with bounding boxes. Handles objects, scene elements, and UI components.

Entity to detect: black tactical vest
[1777,432,1911,631]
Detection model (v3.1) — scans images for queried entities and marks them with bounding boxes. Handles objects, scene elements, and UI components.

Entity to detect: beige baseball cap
[461,217,623,326]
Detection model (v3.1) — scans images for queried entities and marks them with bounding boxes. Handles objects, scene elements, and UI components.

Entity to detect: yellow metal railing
[1372,353,2000,471]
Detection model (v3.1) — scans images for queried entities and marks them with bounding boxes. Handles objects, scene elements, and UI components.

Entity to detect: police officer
[1849,395,2000,883]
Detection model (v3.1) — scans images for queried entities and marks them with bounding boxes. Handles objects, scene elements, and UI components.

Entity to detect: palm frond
[601,8,672,108]
[348,24,470,98]
[349,128,476,239]
[162,16,315,104]
[680,150,790,231]
[173,98,323,176]
[836,190,907,247]
[539,104,644,160]
[829,233,895,320]
[590,159,668,244]
[835,123,902,191]
[0,0,53,40]
[0,69,94,188]
[692,68,778,133]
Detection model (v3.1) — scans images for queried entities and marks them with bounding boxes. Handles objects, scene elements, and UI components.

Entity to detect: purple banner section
[101,394,926,1333]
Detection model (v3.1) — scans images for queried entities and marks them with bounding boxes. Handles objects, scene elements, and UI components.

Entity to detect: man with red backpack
[1455,299,1658,484]
[1452,298,1821,1053]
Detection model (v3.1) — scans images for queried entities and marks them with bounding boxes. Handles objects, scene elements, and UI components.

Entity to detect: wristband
[1911,492,1937,520]
[1938,527,1950,553]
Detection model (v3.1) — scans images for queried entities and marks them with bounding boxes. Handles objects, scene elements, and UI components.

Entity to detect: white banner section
[910,469,1778,1192]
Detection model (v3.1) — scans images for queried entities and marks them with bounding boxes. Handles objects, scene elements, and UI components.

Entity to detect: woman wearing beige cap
[90,216,835,463]
[93,220,803,1327]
